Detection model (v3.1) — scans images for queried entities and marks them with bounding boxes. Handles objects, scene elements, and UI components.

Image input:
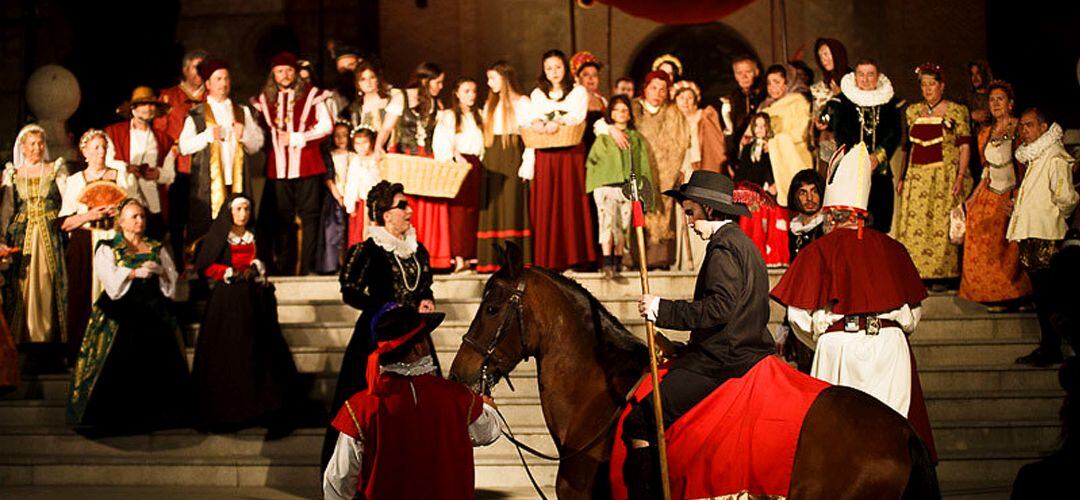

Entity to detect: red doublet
[155,84,205,174]
[256,87,328,180]
[104,122,174,167]
[204,243,256,281]
[331,374,484,500]
[770,227,927,315]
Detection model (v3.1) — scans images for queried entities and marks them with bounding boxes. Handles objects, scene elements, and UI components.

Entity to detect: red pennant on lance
[632,201,645,228]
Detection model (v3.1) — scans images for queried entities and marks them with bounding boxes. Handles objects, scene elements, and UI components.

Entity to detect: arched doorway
[627,23,760,108]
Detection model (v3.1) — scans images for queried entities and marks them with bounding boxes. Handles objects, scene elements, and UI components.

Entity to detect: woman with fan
[191,194,300,431]
[0,124,68,372]
[60,130,137,360]
[67,198,189,433]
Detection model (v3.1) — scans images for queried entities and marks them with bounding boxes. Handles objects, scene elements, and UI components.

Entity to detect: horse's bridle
[460,277,529,396]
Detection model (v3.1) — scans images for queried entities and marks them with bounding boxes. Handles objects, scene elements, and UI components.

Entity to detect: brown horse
[449,243,939,499]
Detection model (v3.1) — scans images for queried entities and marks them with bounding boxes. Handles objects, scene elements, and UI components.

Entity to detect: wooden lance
[627,168,672,500]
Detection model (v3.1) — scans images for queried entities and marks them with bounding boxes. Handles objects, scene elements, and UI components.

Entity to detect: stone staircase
[0,271,1064,498]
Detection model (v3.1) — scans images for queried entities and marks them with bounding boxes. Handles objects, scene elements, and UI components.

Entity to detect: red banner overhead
[588,0,756,25]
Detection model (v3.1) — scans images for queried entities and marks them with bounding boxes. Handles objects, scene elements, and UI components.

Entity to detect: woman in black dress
[192,194,300,431]
[320,180,435,470]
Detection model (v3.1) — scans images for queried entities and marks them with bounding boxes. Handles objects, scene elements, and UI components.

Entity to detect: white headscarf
[12,124,49,168]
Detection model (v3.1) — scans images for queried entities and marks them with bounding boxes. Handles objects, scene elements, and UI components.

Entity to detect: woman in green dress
[1,124,68,370]
[67,199,190,434]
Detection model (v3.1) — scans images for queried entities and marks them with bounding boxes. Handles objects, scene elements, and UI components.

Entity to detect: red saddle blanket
[610,356,830,499]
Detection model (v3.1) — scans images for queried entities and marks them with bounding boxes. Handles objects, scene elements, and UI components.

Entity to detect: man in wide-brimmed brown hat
[104,86,176,239]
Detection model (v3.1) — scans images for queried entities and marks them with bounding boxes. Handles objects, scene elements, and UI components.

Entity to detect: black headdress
[194,193,257,273]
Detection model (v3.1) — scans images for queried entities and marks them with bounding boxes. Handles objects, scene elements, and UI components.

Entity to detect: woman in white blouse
[525,49,597,271]
[476,61,533,272]
[433,77,484,272]
[59,130,138,358]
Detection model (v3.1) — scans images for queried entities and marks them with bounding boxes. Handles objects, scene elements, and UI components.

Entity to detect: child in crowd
[316,122,354,274]
[735,112,790,266]
[344,127,382,249]
[585,95,655,278]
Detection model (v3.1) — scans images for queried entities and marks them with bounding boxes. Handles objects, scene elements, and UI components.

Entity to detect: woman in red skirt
[433,77,484,272]
[524,49,596,271]
[382,62,452,270]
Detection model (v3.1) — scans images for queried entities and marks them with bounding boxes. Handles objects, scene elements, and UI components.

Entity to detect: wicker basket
[379,154,472,199]
[520,122,587,149]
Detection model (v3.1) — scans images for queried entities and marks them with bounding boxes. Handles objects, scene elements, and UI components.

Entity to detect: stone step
[918,364,1061,392]
[0,430,1051,491]
[936,449,1048,483]
[0,426,561,461]
[0,413,1062,463]
[273,293,1039,329]
[270,270,718,302]
[925,390,1063,421]
[9,358,1063,410]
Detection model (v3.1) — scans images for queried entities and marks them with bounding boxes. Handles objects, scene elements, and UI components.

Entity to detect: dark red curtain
[591,0,755,25]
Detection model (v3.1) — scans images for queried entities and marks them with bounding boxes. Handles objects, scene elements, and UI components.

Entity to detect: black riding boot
[624,445,660,500]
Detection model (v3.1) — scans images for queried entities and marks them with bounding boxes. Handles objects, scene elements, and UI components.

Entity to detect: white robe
[787,304,921,415]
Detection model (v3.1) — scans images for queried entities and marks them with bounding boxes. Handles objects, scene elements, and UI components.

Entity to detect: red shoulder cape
[770,228,927,315]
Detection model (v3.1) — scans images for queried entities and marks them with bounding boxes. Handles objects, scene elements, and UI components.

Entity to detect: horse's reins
[460,276,648,499]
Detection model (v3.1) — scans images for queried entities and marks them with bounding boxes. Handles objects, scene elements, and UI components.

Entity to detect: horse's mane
[530,268,649,379]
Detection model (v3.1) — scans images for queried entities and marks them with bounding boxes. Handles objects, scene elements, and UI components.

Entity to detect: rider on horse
[631,171,776,498]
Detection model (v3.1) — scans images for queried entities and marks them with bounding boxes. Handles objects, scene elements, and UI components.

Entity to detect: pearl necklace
[394,252,421,292]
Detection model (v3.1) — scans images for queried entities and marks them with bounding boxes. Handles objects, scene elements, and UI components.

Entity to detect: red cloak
[770,227,927,314]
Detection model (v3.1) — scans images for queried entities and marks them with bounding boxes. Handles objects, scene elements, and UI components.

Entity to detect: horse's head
[449,241,536,394]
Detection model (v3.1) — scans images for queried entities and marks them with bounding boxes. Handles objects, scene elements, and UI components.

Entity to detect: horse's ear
[503,240,524,279]
[493,241,507,269]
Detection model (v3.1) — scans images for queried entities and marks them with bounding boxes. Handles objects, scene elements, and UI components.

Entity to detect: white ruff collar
[1014,123,1063,164]
[381,355,436,377]
[840,73,894,107]
[790,213,825,235]
[368,225,418,258]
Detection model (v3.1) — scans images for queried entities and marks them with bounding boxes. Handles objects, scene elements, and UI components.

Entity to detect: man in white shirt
[178,58,264,248]
[105,86,177,240]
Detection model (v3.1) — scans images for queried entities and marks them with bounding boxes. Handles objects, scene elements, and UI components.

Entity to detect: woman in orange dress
[958,81,1031,309]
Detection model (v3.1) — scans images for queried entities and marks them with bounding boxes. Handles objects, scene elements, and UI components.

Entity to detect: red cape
[610,356,829,499]
[770,228,927,314]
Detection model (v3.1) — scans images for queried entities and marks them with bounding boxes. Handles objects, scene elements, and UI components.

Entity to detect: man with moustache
[105,86,176,240]
[253,52,334,275]
[1008,109,1079,367]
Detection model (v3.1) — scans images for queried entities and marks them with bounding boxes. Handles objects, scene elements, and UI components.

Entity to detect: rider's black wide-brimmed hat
[662,170,751,218]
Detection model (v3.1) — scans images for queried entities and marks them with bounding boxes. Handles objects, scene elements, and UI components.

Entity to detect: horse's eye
[485,304,499,316]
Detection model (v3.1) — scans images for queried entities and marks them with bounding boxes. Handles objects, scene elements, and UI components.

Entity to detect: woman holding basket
[524,49,596,271]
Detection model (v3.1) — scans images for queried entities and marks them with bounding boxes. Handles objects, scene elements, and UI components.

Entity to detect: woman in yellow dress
[896,63,972,286]
[1,124,68,370]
